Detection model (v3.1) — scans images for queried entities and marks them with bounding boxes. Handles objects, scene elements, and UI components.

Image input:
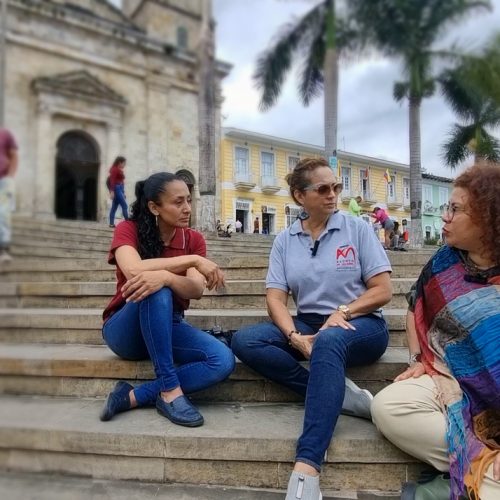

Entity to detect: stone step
[0,280,413,310]
[0,307,407,334]
[0,343,407,400]
[0,395,422,491]
[3,471,395,500]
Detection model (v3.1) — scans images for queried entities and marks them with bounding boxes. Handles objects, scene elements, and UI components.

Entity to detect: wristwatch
[337,305,352,321]
[409,352,422,366]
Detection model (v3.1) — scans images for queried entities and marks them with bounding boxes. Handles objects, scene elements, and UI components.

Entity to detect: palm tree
[254,0,357,159]
[440,60,500,169]
[197,0,217,232]
[349,0,491,247]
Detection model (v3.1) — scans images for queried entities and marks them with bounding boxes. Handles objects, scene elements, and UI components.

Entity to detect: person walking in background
[253,216,260,233]
[235,219,242,233]
[371,205,394,249]
[0,127,19,263]
[348,195,362,217]
[108,156,129,228]
[101,172,234,427]
[232,157,392,500]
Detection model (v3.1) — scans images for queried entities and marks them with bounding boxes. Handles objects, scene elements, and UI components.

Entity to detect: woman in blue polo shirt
[232,157,393,500]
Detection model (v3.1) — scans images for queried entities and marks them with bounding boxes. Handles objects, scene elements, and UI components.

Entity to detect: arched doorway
[55,131,100,220]
[176,169,196,226]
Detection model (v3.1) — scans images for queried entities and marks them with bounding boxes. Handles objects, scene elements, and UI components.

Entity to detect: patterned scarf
[413,246,500,499]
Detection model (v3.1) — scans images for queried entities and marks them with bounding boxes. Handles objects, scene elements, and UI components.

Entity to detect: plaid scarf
[413,246,500,499]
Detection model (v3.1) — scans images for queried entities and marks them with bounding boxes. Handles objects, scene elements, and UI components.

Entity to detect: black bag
[203,327,235,348]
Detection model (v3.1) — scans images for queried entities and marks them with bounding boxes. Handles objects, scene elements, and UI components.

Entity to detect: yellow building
[219,128,411,234]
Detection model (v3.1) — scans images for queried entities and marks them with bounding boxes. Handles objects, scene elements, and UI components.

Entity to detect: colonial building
[421,172,453,242]
[4,0,230,223]
[219,128,412,234]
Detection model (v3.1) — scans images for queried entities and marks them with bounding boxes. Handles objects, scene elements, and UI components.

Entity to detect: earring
[155,215,158,227]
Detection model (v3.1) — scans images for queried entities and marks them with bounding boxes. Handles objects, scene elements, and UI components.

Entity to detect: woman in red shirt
[108,156,129,227]
[100,172,235,427]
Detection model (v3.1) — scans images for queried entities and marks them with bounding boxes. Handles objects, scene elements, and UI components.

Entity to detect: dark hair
[130,172,186,259]
[454,163,500,265]
[112,156,126,168]
[285,157,331,205]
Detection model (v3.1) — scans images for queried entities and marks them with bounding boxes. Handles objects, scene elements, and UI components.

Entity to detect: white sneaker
[285,471,322,500]
[341,377,373,420]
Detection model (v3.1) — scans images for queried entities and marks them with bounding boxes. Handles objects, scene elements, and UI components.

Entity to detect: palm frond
[476,129,500,162]
[393,81,409,102]
[298,30,325,106]
[441,123,475,169]
[253,2,326,111]
[439,68,480,121]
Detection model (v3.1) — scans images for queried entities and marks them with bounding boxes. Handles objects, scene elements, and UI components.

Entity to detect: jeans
[232,313,388,471]
[0,177,14,248]
[102,288,235,406]
[109,184,129,225]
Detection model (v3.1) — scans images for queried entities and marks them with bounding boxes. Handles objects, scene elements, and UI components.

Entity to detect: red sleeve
[187,230,207,258]
[6,131,17,150]
[108,221,139,265]
[109,166,124,191]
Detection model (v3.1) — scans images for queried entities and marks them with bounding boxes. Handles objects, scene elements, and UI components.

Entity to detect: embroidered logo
[336,245,356,271]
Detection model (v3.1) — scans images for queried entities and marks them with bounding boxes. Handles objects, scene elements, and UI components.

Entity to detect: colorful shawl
[412,245,500,499]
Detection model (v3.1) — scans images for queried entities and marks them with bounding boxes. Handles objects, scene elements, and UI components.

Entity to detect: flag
[384,169,391,183]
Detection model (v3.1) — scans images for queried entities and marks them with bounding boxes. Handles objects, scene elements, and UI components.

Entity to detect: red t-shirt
[0,128,18,179]
[102,221,206,322]
[109,165,125,191]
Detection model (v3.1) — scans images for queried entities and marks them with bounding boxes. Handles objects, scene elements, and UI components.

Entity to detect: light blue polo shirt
[266,211,392,316]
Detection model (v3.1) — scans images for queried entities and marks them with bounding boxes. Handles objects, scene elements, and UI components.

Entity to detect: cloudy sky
[113,0,500,177]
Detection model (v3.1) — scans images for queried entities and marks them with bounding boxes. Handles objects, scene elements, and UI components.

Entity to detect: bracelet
[287,329,301,345]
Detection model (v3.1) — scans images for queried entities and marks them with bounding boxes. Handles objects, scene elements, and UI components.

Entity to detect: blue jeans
[232,313,388,471]
[102,288,235,406]
[109,184,129,225]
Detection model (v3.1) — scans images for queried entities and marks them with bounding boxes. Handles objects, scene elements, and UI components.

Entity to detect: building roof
[422,172,453,183]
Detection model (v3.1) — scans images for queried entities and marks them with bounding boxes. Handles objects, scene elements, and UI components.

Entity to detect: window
[261,151,275,177]
[177,27,188,49]
[359,169,369,199]
[341,166,351,194]
[387,173,396,201]
[438,187,448,208]
[423,184,433,205]
[403,178,410,204]
[425,225,432,240]
[285,205,301,228]
[234,146,249,177]
[288,155,299,173]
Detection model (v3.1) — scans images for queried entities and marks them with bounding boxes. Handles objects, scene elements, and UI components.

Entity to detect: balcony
[260,175,281,194]
[359,191,378,207]
[233,173,256,191]
[387,197,404,209]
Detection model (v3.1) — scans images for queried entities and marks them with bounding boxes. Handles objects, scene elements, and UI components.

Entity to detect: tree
[254,0,357,159]
[349,0,491,247]
[440,58,500,169]
[197,0,217,232]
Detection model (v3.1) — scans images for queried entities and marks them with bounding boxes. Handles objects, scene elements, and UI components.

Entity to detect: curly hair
[454,163,500,265]
[285,157,333,205]
[129,172,185,259]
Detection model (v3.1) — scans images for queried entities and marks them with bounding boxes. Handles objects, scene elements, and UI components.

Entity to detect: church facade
[5,0,229,223]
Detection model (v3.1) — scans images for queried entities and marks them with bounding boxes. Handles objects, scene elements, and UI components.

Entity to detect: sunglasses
[304,182,343,196]
[442,203,468,221]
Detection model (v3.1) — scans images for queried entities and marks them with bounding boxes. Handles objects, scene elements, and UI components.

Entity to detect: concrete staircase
[0,217,434,498]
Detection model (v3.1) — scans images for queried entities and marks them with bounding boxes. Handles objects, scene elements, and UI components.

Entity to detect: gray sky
[112,0,500,177]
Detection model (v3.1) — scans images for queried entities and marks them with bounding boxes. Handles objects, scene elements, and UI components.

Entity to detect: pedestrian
[0,127,19,263]
[235,219,242,233]
[348,195,362,216]
[371,206,394,249]
[232,157,392,500]
[108,156,129,228]
[100,172,235,427]
[253,216,260,233]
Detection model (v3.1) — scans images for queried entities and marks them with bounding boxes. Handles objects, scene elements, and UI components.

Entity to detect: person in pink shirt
[371,206,394,249]
[0,128,19,263]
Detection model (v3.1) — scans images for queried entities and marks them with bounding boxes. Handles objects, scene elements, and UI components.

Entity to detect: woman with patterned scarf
[372,163,499,500]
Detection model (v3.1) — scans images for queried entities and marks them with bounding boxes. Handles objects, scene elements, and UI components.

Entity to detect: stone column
[34,102,55,219]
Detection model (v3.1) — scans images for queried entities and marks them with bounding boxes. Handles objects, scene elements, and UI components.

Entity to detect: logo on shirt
[336,245,356,271]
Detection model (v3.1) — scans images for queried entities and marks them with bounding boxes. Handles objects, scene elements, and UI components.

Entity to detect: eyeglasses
[304,182,343,196]
[442,203,468,221]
